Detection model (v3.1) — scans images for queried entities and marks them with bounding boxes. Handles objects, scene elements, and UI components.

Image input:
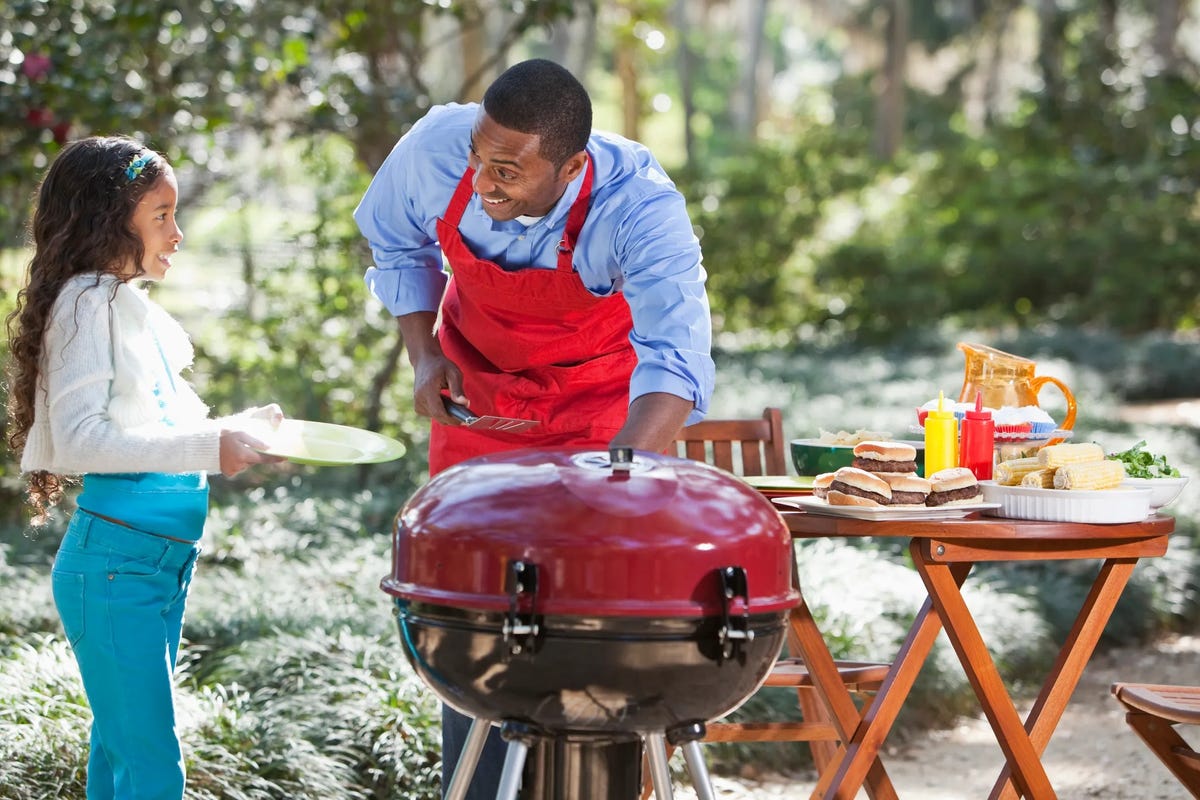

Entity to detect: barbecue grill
[381,446,799,799]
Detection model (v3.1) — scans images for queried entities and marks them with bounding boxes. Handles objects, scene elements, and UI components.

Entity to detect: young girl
[4,135,284,799]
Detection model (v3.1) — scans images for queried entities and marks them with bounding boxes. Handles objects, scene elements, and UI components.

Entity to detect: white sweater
[19,272,223,475]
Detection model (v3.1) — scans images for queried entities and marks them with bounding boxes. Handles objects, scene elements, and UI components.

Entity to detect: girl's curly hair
[4,135,166,525]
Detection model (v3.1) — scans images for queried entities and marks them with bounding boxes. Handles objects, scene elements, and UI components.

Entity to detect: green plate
[249,419,407,466]
[742,475,816,491]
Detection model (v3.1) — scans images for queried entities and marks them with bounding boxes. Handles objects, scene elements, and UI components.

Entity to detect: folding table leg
[988,558,1137,800]
[787,598,898,800]
[809,562,970,800]
[913,543,1055,799]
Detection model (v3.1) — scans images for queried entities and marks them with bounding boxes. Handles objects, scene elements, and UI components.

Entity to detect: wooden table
[780,509,1175,800]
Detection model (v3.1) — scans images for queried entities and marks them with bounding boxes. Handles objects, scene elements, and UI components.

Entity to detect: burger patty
[829,479,889,504]
[852,457,916,473]
[926,485,982,506]
[889,490,928,506]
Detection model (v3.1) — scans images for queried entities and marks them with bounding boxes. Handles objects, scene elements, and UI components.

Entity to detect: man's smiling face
[467,109,585,221]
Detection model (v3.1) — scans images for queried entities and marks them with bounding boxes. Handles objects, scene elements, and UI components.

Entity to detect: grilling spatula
[442,397,541,433]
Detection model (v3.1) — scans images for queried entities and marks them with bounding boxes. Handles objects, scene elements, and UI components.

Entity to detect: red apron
[429,156,636,475]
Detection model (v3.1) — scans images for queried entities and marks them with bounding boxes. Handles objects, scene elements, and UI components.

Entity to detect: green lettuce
[1107,440,1182,479]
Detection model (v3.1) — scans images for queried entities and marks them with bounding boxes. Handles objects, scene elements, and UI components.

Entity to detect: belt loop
[76,510,94,547]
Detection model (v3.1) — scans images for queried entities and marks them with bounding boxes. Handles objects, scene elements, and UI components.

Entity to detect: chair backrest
[671,407,787,476]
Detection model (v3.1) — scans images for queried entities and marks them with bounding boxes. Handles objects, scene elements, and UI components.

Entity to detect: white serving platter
[776,496,999,521]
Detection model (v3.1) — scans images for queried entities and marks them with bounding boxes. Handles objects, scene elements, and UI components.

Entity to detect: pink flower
[25,107,54,127]
[22,53,52,81]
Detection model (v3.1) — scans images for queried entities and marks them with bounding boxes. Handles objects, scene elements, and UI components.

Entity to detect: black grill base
[394,600,787,735]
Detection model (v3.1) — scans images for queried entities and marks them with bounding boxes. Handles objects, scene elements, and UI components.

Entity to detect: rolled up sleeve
[354,120,455,316]
[612,184,715,424]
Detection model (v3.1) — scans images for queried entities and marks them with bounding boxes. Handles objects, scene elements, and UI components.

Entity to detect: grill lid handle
[609,446,635,477]
[717,565,755,662]
[502,560,540,656]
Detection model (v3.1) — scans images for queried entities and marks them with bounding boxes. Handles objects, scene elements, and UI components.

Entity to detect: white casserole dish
[980,481,1153,524]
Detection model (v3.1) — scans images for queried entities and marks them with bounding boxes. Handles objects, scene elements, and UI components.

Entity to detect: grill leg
[643,732,674,799]
[679,741,716,800]
[446,717,494,800]
[496,740,530,800]
[666,723,716,800]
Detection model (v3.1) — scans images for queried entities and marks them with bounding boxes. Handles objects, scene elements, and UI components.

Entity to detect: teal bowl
[790,439,927,477]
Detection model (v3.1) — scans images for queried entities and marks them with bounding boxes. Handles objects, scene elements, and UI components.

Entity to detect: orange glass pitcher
[957,343,1077,441]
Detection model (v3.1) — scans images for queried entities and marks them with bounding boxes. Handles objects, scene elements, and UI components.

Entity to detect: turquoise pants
[52,511,200,800]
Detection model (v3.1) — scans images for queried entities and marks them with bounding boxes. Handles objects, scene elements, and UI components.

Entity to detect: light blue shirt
[354,103,714,421]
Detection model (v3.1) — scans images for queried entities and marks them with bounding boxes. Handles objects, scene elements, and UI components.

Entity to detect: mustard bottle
[924,391,958,477]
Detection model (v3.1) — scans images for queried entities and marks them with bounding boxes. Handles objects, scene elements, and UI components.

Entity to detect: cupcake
[915,398,941,426]
[993,406,1034,440]
[952,401,979,422]
[1020,406,1057,436]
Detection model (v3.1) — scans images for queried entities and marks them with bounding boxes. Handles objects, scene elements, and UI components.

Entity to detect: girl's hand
[218,428,285,477]
[236,403,285,428]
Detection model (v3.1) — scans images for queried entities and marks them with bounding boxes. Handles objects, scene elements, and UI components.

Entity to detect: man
[354,58,714,798]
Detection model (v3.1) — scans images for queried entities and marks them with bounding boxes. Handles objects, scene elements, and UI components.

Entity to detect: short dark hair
[482,59,591,168]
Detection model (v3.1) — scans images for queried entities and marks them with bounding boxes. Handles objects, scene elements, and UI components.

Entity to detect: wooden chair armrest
[1112,682,1200,725]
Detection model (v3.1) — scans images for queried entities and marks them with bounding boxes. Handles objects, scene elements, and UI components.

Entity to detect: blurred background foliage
[3,0,1197,350]
[2,0,1199,795]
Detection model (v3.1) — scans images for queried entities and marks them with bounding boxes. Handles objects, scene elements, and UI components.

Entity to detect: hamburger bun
[882,473,932,506]
[827,490,884,507]
[882,473,932,492]
[827,466,892,504]
[852,440,917,462]
[851,440,918,474]
[926,467,983,506]
[927,467,978,491]
[812,472,837,499]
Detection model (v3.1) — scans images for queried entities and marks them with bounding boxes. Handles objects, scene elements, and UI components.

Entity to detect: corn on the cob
[1038,442,1106,468]
[1053,460,1126,490]
[1020,468,1058,488]
[996,457,1042,486]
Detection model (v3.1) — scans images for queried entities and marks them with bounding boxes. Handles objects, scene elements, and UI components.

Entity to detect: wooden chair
[1111,682,1200,796]
[646,408,897,798]
[669,407,788,476]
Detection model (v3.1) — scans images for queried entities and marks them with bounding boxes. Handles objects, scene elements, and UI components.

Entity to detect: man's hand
[399,311,467,425]
[412,353,468,425]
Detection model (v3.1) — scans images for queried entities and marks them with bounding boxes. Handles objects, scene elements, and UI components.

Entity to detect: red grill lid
[382,447,799,617]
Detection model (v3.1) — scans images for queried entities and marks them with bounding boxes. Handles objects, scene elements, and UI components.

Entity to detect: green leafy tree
[813,10,1200,339]
[0,0,585,242]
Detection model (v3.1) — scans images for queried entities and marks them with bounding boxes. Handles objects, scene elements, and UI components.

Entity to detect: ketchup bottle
[958,391,995,481]
[924,391,958,477]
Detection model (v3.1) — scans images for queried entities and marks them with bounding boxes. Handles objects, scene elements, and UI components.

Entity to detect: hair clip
[124,153,153,182]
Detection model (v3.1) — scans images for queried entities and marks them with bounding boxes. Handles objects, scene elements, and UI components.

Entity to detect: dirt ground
[669,634,1200,799]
